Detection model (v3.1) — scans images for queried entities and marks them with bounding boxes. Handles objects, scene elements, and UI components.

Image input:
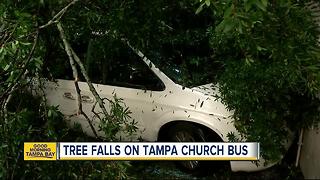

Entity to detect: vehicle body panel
[43,48,279,172]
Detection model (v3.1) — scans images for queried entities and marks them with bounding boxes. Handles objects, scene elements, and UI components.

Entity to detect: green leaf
[245,57,254,65]
[20,42,32,46]
[224,4,234,18]
[255,1,266,11]
[195,4,204,14]
[244,1,252,12]
[205,0,210,7]
[215,20,225,32]
[48,109,52,118]
[257,46,267,51]
[261,0,268,7]
[223,18,234,33]
[216,18,235,33]
[4,64,10,71]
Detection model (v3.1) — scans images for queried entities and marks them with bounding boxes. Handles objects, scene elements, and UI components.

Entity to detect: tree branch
[0,24,18,47]
[57,22,99,138]
[0,30,39,101]
[39,0,79,29]
[70,48,112,122]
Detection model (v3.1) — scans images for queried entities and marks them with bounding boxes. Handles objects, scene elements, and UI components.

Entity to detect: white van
[44,38,277,172]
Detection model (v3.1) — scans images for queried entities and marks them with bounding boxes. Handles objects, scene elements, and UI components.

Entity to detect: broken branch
[39,0,79,29]
[57,22,99,138]
[70,48,111,122]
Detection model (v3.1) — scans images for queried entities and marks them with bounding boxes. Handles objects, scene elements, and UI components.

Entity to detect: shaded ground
[128,139,304,179]
[128,161,302,179]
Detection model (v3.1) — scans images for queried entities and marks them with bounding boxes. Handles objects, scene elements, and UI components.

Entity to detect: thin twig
[37,75,49,121]
[39,0,79,29]
[3,93,12,123]
[91,101,102,122]
[0,30,39,101]
[0,24,18,47]
[91,97,111,122]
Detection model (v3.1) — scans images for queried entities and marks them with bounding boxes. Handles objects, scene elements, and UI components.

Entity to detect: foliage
[99,96,138,141]
[58,0,218,87]
[0,1,43,99]
[0,91,132,179]
[0,0,137,179]
[197,0,320,162]
[72,0,320,163]
[2,1,320,178]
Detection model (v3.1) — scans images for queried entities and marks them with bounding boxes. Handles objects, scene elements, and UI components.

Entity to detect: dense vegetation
[1,0,320,178]
[199,0,320,161]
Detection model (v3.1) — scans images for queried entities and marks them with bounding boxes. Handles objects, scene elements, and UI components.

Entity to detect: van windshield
[144,46,218,88]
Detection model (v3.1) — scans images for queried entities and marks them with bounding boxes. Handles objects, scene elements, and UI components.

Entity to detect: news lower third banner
[24,142,260,161]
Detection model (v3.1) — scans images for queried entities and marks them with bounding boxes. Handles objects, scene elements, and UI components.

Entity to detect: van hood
[191,83,220,97]
[190,83,233,117]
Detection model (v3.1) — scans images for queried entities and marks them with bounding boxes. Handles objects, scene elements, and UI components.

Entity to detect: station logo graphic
[24,142,57,160]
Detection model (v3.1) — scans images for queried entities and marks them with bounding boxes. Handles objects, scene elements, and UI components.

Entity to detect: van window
[84,38,165,91]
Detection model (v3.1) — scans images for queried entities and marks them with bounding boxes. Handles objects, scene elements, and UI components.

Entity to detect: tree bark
[57,22,99,138]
